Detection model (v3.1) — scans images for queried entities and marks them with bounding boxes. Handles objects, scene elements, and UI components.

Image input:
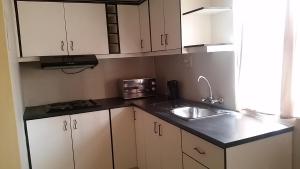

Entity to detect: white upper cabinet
[149,0,181,51]
[71,110,113,169]
[17,1,109,57]
[163,0,181,50]
[139,0,151,52]
[118,5,142,54]
[17,2,68,57]
[64,3,109,55]
[149,0,165,51]
[26,116,74,169]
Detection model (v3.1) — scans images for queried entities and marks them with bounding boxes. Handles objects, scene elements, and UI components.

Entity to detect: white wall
[2,0,28,168]
[155,52,236,109]
[21,57,156,106]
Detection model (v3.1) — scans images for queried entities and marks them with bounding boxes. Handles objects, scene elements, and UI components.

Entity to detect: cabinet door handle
[158,124,162,136]
[61,41,65,51]
[70,41,74,51]
[141,39,144,49]
[160,34,164,46]
[63,120,68,131]
[193,147,206,155]
[73,119,77,130]
[165,34,168,46]
[154,122,158,134]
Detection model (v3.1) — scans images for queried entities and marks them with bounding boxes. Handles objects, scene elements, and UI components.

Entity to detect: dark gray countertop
[24,96,293,149]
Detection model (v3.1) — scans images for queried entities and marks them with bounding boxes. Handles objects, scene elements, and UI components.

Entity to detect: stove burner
[47,100,99,113]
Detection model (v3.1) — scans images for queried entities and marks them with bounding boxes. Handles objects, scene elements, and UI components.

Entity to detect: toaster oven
[120,78,156,99]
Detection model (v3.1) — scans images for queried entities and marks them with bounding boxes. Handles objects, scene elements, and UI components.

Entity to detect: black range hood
[40,55,98,69]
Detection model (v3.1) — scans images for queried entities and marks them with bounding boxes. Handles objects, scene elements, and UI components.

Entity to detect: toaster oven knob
[152,87,156,91]
[151,81,156,85]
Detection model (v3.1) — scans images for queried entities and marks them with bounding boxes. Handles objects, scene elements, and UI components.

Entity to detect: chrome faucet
[197,75,224,104]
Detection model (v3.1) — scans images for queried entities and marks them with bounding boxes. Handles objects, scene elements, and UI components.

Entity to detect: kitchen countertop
[24,96,293,149]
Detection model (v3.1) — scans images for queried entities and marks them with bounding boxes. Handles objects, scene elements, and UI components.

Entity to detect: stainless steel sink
[170,106,228,120]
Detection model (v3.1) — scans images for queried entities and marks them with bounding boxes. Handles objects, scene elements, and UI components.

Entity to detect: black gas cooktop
[46,100,100,113]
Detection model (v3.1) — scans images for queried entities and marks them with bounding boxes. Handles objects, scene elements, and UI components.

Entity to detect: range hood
[40,55,98,69]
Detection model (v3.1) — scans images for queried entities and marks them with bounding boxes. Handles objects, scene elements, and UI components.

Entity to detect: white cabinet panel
[182,14,212,46]
[71,110,113,169]
[64,3,109,55]
[144,112,162,169]
[226,132,292,169]
[17,2,68,57]
[26,116,74,169]
[111,107,137,169]
[141,109,183,169]
[159,120,182,169]
[163,0,181,50]
[139,0,151,52]
[149,0,165,51]
[182,130,224,169]
[118,5,141,54]
[134,107,148,169]
[183,154,207,169]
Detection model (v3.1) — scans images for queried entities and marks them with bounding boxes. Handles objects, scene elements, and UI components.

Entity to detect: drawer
[182,130,224,169]
[183,154,207,169]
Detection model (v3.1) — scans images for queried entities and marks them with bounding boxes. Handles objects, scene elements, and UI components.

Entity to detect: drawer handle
[63,120,68,131]
[165,34,168,46]
[154,122,158,134]
[194,147,206,155]
[61,41,65,51]
[70,41,74,51]
[158,124,162,136]
[160,34,164,46]
[73,119,78,130]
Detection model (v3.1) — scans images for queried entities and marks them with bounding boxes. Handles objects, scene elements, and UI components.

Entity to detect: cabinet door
[71,110,113,169]
[17,1,68,57]
[139,0,152,52]
[163,0,181,50]
[64,3,109,55]
[26,116,74,169]
[134,107,147,169]
[159,119,183,169]
[144,113,162,169]
[111,107,137,169]
[183,154,207,169]
[118,5,142,54]
[149,0,165,51]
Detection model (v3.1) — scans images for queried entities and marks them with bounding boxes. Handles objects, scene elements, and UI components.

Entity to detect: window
[235,0,287,115]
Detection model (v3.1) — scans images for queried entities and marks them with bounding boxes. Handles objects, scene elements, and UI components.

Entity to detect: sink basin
[170,107,227,120]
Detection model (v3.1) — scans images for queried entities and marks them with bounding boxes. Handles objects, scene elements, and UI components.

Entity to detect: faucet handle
[201,97,209,102]
[211,97,224,104]
[201,97,224,104]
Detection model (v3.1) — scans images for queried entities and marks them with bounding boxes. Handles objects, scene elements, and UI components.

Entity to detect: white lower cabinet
[134,107,148,169]
[182,130,224,169]
[26,115,74,169]
[27,107,293,169]
[26,110,113,169]
[182,130,293,169]
[71,111,113,169]
[111,107,138,169]
[134,107,183,169]
[183,154,207,169]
